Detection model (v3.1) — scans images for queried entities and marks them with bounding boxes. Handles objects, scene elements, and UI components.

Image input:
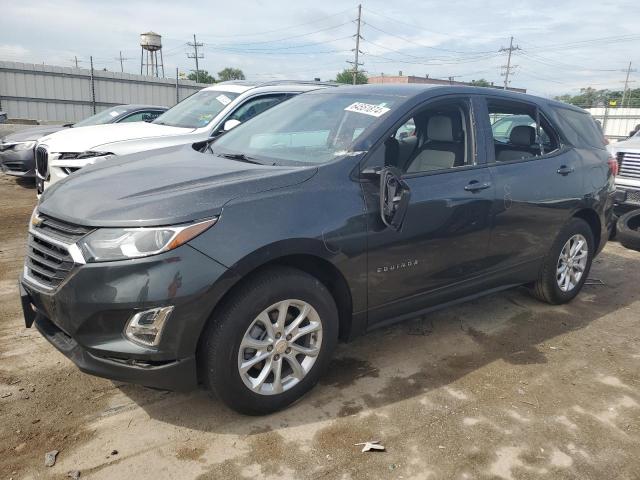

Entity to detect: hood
[38,144,317,227]
[39,122,194,153]
[609,137,640,153]
[2,125,67,143]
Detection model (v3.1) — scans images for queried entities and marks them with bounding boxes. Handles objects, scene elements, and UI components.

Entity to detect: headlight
[77,218,217,262]
[76,150,114,160]
[13,141,36,151]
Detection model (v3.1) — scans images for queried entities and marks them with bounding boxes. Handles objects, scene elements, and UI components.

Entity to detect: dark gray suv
[20,84,617,414]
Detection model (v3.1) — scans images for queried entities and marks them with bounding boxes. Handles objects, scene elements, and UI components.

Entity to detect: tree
[555,87,640,108]
[470,78,492,87]
[336,69,368,85]
[218,68,245,81]
[187,70,216,84]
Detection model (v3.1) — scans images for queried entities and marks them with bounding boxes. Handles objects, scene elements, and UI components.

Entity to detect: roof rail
[216,79,339,88]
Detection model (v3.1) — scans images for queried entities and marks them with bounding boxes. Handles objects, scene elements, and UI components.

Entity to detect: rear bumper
[0,149,35,177]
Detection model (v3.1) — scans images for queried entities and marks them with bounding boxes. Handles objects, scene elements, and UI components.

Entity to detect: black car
[0,105,167,178]
[21,85,616,414]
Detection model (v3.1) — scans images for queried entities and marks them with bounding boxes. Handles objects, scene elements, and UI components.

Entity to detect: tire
[529,217,594,305]
[617,209,640,251]
[200,266,338,415]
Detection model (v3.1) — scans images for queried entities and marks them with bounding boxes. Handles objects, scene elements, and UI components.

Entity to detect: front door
[362,96,495,326]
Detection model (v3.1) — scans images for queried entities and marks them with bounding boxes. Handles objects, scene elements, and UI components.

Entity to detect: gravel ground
[1,173,639,479]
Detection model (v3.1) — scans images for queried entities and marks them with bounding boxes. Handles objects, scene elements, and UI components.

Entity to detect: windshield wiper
[217,152,264,165]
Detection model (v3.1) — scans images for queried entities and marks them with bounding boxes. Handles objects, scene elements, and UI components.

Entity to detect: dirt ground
[1,172,639,480]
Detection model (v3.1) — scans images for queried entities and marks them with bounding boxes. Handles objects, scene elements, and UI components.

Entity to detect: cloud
[0,0,637,95]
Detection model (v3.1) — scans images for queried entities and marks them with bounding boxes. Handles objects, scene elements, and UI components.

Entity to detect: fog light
[125,306,174,347]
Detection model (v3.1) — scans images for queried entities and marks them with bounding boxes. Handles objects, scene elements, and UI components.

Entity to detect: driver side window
[371,98,473,175]
[228,95,288,124]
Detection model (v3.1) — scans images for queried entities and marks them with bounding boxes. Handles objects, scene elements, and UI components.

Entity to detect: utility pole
[187,34,204,83]
[346,4,364,85]
[620,61,637,107]
[69,56,82,68]
[499,36,520,90]
[115,51,132,73]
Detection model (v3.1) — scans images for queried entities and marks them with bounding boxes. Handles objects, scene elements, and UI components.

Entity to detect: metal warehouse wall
[0,61,209,123]
[586,107,640,141]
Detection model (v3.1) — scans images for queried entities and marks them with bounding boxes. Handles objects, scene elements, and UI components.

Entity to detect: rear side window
[485,99,560,163]
[553,107,605,149]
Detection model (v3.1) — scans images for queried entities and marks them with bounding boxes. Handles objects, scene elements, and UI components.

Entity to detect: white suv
[608,132,640,210]
[36,81,333,194]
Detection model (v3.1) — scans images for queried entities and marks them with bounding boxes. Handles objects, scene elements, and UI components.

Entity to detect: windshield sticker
[216,94,232,106]
[109,111,120,117]
[344,102,390,117]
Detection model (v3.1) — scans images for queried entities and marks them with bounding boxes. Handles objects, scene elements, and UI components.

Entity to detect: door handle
[556,165,574,176]
[464,181,491,192]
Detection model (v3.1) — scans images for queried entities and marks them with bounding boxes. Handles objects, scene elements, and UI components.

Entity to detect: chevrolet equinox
[20,85,617,414]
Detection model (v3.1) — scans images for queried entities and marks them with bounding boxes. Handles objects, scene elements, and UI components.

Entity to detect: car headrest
[427,115,453,142]
[510,125,536,146]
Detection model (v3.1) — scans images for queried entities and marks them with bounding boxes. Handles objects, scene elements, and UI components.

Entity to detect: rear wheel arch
[573,208,601,252]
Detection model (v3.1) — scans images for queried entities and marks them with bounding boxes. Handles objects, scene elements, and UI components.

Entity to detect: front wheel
[201,266,338,415]
[530,217,594,305]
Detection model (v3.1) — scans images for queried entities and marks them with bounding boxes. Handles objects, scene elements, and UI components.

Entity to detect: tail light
[608,156,618,176]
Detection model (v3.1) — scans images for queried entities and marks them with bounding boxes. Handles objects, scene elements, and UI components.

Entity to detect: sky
[1,0,638,98]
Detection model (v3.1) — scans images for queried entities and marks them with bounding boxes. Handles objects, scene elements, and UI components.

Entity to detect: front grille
[25,215,92,290]
[618,151,640,179]
[35,146,48,178]
[626,189,640,205]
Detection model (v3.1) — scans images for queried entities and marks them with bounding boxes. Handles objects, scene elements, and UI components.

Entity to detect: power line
[363,21,495,55]
[196,8,353,39]
[214,21,353,47]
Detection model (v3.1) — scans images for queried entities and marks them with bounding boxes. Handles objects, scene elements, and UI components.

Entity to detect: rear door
[363,95,495,326]
[479,96,583,275]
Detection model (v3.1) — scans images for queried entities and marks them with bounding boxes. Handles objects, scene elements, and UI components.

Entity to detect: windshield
[152,90,240,129]
[211,92,399,165]
[73,108,127,127]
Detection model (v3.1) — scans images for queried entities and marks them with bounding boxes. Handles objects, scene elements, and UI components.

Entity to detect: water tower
[140,32,164,77]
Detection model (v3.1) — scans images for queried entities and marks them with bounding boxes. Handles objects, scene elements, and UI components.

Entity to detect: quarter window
[487,100,559,162]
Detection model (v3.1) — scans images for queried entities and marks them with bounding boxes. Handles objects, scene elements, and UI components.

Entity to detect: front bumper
[0,148,35,177]
[20,244,232,391]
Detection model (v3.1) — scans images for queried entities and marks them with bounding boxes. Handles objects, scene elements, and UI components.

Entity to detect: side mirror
[223,119,241,131]
[379,167,410,231]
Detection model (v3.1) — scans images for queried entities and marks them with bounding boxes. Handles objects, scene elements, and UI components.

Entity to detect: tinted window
[553,107,605,149]
[118,110,164,123]
[228,95,288,123]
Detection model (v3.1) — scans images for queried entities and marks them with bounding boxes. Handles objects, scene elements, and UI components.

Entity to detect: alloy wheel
[238,300,323,395]
[556,234,588,292]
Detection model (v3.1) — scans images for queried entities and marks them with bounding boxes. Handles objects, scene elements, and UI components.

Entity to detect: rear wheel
[530,217,594,304]
[201,266,338,415]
